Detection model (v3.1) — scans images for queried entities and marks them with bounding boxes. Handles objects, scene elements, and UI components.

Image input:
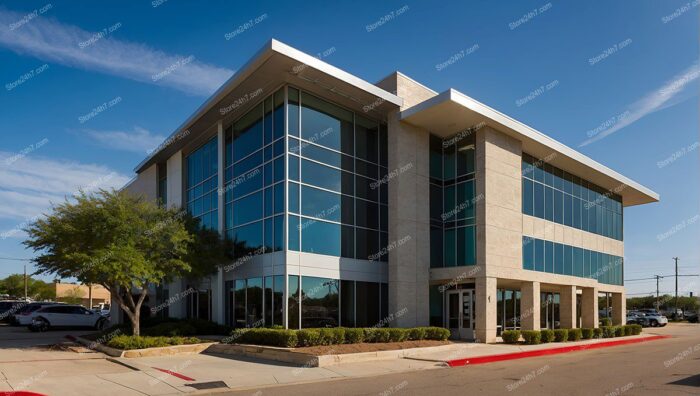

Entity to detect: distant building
[54,283,110,308]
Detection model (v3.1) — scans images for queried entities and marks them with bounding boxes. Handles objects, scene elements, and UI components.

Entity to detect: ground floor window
[599,292,612,320]
[540,292,560,329]
[497,289,521,335]
[185,287,211,321]
[229,275,386,329]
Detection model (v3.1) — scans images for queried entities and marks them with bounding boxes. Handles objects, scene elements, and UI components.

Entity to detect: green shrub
[521,330,541,345]
[364,328,390,343]
[614,326,624,337]
[540,329,555,343]
[344,328,364,343]
[406,327,426,341]
[107,335,202,350]
[601,326,616,338]
[387,328,408,342]
[319,328,345,345]
[600,317,612,327]
[628,324,642,335]
[296,329,321,346]
[568,329,582,341]
[593,328,603,339]
[581,328,594,339]
[553,329,569,342]
[423,327,451,341]
[501,330,521,344]
[233,328,298,347]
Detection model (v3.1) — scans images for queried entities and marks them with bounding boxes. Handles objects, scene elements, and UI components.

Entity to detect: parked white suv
[30,304,109,331]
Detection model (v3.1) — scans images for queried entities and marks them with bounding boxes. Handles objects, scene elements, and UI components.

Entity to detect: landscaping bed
[294,339,450,355]
[501,324,643,345]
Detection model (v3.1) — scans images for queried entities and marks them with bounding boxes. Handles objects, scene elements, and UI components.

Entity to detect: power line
[0,256,33,261]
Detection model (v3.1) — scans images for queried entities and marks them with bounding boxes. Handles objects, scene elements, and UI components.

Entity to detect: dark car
[0,300,27,322]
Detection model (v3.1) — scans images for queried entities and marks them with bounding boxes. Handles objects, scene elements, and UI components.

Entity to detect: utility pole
[654,275,661,311]
[23,264,27,301]
[673,257,679,318]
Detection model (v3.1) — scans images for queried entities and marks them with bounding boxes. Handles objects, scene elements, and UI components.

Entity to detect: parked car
[30,304,109,332]
[0,300,27,322]
[626,312,647,325]
[642,312,668,327]
[92,303,111,316]
[11,302,59,326]
[684,312,698,323]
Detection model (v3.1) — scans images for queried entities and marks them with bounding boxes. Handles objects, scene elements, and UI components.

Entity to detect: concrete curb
[71,335,216,358]
[447,335,671,367]
[206,343,458,367]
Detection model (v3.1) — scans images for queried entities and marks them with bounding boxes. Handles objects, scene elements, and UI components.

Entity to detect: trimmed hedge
[345,328,364,343]
[407,327,426,341]
[521,330,541,345]
[614,326,625,337]
[593,328,603,339]
[553,329,569,342]
[501,330,521,344]
[600,317,612,327]
[568,328,582,341]
[601,326,616,338]
[581,328,594,339]
[540,329,555,343]
[627,324,642,335]
[107,335,202,350]
[224,326,449,348]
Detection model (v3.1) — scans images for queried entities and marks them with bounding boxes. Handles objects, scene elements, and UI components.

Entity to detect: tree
[24,189,229,335]
[0,274,56,300]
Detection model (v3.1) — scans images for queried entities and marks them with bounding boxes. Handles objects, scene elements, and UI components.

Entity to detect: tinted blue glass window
[232,221,263,253]
[545,186,554,221]
[300,92,353,154]
[564,245,573,275]
[273,215,284,251]
[273,157,284,183]
[523,179,533,215]
[274,183,284,214]
[233,103,263,162]
[273,90,284,140]
[301,143,341,168]
[264,217,273,252]
[289,155,299,181]
[355,116,378,164]
[534,182,544,218]
[356,227,379,261]
[523,236,534,270]
[301,219,340,256]
[301,185,341,222]
[545,241,554,273]
[233,192,262,226]
[288,215,300,251]
[301,159,341,192]
[289,182,300,213]
[355,199,379,230]
[444,228,456,267]
[535,239,545,272]
[288,87,300,136]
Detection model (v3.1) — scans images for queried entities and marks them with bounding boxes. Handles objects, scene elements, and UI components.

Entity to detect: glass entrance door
[445,289,475,339]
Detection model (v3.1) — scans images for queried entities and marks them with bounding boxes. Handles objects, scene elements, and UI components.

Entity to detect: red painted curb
[152,367,195,381]
[1,392,48,396]
[447,335,670,367]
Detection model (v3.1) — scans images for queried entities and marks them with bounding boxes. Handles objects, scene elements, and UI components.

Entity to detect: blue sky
[0,0,698,297]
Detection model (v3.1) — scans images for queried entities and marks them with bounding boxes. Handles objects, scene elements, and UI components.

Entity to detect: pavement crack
[96,374,150,396]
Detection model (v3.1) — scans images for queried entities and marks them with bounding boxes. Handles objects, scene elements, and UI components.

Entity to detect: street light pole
[654,275,660,311]
[23,264,28,301]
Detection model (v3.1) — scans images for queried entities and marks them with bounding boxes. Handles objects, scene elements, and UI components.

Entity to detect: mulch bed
[293,340,451,355]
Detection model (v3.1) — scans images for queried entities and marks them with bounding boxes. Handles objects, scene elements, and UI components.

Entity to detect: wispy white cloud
[0,7,233,95]
[580,60,700,147]
[81,126,166,154]
[0,153,131,227]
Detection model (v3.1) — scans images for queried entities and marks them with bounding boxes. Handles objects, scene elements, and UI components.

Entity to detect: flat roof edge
[135,39,402,173]
[401,88,660,203]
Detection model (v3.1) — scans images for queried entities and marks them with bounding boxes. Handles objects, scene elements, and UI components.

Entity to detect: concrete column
[560,285,578,329]
[581,287,599,328]
[612,292,626,325]
[475,277,497,342]
[520,281,540,330]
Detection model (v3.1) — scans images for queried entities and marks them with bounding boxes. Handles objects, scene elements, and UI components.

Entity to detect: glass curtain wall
[540,292,560,329]
[522,154,623,241]
[224,88,285,259]
[186,137,218,230]
[287,88,389,261]
[522,236,623,285]
[429,132,477,268]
